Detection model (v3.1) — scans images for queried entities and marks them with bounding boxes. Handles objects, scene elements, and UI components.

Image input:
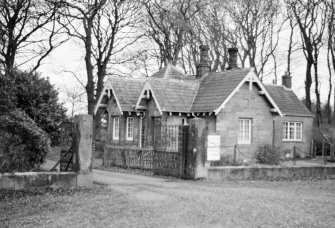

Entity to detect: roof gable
[94,77,145,114]
[148,78,200,112]
[191,69,250,112]
[264,85,313,117]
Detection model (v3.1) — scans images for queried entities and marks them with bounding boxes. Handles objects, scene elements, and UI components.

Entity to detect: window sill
[238,142,251,145]
[282,140,303,143]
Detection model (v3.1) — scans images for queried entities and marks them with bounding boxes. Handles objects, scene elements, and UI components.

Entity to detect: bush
[5,69,67,145]
[210,156,242,166]
[0,110,51,173]
[256,145,281,165]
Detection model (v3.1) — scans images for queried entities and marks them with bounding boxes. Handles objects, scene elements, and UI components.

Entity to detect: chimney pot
[196,45,211,79]
[227,48,239,70]
[282,71,292,89]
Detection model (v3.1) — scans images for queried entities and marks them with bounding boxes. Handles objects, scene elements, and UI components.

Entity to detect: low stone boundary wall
[0,172,77,190]
[207,166,335,181]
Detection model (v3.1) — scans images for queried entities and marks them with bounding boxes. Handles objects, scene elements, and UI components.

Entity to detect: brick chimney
[196,45,211,79]
[282,71,292,89]
[226,48,238,70]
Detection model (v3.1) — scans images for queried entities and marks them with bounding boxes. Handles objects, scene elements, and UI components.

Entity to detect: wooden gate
[152,118,188,178]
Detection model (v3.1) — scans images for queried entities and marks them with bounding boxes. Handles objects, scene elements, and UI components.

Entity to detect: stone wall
[0,172,77,190]
[207,166,335,181]
[216,83,274,161]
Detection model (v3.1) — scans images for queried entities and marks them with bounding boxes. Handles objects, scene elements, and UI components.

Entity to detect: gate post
[186,118,208,179]
[73,115,93,188]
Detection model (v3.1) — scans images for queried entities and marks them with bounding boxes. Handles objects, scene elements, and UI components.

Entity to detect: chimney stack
[282,72,292,89]
[196,45,211,79]
[227,48,238,70]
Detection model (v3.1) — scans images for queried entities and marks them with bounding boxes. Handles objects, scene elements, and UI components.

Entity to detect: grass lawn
[1,180,335,228]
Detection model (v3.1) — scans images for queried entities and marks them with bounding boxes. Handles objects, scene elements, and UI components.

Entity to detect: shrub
[210,156,242,166]
[256,144,281,165]
[0,110,51,173]
[5,69,67,145]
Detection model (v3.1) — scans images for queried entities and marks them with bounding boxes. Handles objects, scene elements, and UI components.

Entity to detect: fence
[103,124,188,178]
[104,145,154,169]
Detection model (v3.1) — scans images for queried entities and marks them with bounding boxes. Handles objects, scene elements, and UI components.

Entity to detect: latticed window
[283,122,302,141]
[126,117,134,141]
[238,118,252,144]
[113,117,119,140]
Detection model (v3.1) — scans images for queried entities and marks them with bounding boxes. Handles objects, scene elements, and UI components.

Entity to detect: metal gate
[152,118,188,178]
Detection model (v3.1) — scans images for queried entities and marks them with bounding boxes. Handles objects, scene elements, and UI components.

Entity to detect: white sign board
[207,135,221,161]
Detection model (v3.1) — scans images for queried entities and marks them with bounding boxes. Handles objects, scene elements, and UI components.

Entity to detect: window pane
[127,117,134,140]
[289,122,295,139]
[296,122,302,140]
[283,122,302,141]
[283,122,288,139]
[113,117,119,140]
[238,119,251,143]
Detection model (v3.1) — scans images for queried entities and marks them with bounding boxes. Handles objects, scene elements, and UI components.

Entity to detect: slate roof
[148,78,200,112]
[108,77,145,111]
[99,65,312,117]
[151,64,192,80]
[191,69,250,112]
[264,85,314,117]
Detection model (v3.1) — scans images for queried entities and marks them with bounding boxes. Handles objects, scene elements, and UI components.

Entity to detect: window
[113,117,119,140]
[101,112,109,130]
[283,122,302,141]
[126,117,134,141]
[238,119,252,144]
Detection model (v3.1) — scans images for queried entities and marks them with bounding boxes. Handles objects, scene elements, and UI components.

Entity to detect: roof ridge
[149,76,198,83]
[108,76,147,81]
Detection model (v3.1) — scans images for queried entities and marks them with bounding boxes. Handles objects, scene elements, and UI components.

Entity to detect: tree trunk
[305,60,313,111]
[287,19,294,76]
[84,20,95,116]
[326,48,332,124]
[313,53,322,126]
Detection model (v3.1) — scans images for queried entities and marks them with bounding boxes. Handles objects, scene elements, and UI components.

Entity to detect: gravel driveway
[93,169,335,228]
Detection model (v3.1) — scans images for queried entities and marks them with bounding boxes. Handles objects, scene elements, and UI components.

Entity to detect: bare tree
[286,0,328,125]
[59,0,142,120]
[0,0,66,71]
[182,1,232,74]
[225,0,282,80]
[143,0,208,67]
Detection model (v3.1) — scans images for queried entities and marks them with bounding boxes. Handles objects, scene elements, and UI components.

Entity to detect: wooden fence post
[233,145,237,166]
[293,146,296,165]
[322,140,327,165]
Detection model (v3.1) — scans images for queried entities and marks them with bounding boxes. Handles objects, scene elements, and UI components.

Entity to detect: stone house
[95,46,314,160]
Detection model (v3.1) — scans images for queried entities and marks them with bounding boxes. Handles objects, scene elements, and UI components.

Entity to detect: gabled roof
[111,77,145,111]
[191,69,250,112]
[148,78,200,112]
[151,64,191,80]
[94,76,145,114]
[95,67,312,118]
[265,85,314,117]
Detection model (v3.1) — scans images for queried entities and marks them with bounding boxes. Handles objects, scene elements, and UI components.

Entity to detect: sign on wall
[207,135,221,161]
